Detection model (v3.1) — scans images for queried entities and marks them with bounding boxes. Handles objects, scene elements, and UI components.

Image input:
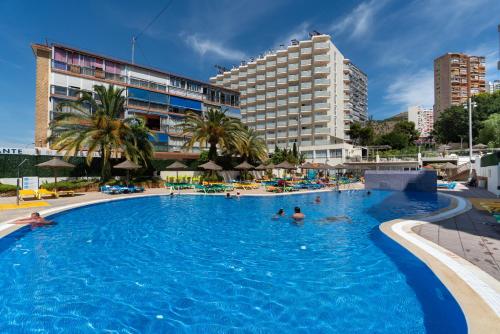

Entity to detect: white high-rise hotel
[210,34,367,164]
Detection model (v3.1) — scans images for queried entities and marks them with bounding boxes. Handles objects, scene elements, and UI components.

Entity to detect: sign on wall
[22,176,39,190]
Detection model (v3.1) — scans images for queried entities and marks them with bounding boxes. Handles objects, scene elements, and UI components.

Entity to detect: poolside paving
[412,184,500,281]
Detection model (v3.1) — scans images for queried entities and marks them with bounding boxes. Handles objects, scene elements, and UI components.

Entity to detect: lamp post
[16,159,28,206]
[467,98,477,177]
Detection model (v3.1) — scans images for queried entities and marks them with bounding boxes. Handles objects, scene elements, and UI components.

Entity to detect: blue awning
[170,96,202,110]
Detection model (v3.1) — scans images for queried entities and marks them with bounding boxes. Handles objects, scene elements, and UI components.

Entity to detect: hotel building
[31,43,240,160]
[486,80,500,94]
[433,53,486,120]
[209,34,367,164]
[407,106,433,138]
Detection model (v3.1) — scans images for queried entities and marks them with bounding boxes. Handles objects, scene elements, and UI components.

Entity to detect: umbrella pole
[54,170,57,193]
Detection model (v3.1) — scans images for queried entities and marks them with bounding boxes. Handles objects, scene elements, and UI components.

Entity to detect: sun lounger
[100,185,123,195]
[37,189,58,199]
[18,189,38,201]
[57,190,75,197]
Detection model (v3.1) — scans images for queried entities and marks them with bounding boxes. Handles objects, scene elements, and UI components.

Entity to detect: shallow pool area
[0,190,467,333]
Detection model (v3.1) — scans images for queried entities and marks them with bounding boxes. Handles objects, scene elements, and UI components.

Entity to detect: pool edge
[380,194,500,334]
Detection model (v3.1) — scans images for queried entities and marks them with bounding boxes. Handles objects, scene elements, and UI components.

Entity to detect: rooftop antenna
[131,0,174,64]
[291,39,299,45]
[214,65,228,74]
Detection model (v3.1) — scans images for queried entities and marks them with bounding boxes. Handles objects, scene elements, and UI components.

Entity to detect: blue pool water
[0,190,466,333]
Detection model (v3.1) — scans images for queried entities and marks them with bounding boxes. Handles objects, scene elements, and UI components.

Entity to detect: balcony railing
[314,79,330,85]
[314,127,329,134]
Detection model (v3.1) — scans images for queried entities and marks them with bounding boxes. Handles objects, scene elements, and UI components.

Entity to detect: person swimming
[272,208,285,220]
[14,212,53,227]
[292,207,305,221]
[226,192,232,199]
[314,196,321,204]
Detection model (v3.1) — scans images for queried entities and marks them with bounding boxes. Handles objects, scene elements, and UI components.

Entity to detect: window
[187,82,201,92]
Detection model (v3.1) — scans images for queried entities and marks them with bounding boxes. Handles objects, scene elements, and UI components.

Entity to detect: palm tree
[181,108,244,161]
[233,127,268,162]
[49,85,154,180]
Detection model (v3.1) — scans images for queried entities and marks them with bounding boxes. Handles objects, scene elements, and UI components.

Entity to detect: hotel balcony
[277,109,288,117]
[277,78,288,86]
[314,102,330,110]
[301,128,313,135]
[256,64,266,72]
[256,124,265,130]
[256,104,266,111]
[246,116,256,123]
[301,70,312,79]
[246,106,256,113]
[256,95,265,102]
[313,54,329,63]
[288,107,299,115]
[314,78,330,86]
[247,87,256,94]
[288,63,299,72]
[314,67,330,75]
[301,82,312,90]
[267,111,276,118]
[313,42,330,52]
[301,47,312,56]
[314,90,330,98]
[277,89,287,96]
[256,112,266,120]
[266,92,276,99]
[301,105,312,113]
[266,60,276,68]
[256,75,266,82]
[314,139,329,145]
[277,56,287,64]
[256,84,266,91]
[288,86,299,94]
[247,78,256,84]
[301,116,312,124]
[277,121,288,128]
[314,127,330,135]
[238,72,247,78]
[288,52,299,60]
[288,118,298,126]
[267,82,276,89]
[230,84,238,89]
[301,59,312,67]
[266,121,276,128]
[266,101,276,108]
[277,67,287,75]
[288,130,298,137]
[277,100,287,107]
[288,75,299,83]
[288,97,299,104]
[266,72,276,79]
[314,115,331,122]
[277,131,288,138]
[301,93,312,101]
[238,81,247,88]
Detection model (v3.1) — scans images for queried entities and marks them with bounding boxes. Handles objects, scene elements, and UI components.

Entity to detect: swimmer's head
[31,212,40,218]
[294,207,301,213]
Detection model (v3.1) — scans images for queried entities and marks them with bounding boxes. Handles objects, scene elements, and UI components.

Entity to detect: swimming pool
[0,190,467,333]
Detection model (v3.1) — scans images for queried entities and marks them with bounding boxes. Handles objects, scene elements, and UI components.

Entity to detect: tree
[358,126,375,146]
[347,122,363,145]
[393,120,419,143]
[181,108,244,161]
[49,85,154,180]
[233,127,268,162]
[478,113,500,147]
[433,106,470,144]
[376,131,408,150]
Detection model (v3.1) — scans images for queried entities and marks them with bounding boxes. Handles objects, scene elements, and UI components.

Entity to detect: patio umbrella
[473,143,488,149]
[199,160,223,171]
[234,161,255,170]
[166,161,188,182]
[333,163,347,169]
[275,161,296,169]
[255,164,268,170]
[35,158,75,192]
[442,162,457,169]
[113,160,142,186]
[300,162,315,169]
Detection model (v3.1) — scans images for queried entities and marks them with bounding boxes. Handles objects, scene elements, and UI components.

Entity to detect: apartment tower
[407,106,433,138]
[433,53,486,121]
[210,34,367,164]
[32,43,240,160]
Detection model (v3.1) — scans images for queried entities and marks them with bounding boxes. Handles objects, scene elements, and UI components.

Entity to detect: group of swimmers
[274,207,305,221]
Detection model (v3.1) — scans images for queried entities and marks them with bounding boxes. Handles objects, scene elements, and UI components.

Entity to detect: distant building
[486,80,500,93]
[433,53,486,121]
[407,106,433,138]
[32,43,240,160]
[210,34,366,164]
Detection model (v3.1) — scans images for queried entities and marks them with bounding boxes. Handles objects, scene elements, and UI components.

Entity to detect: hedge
[480,151,500,167]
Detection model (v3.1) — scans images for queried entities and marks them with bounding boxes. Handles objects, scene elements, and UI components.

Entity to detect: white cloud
[183,34,246,61]
[329,0,388,39]
[385,70,434,109]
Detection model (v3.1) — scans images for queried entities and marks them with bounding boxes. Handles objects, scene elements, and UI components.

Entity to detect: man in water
[272,208,285,220]
[14,212,53,226]
[226,192,232,199]
[292,207,305,221]
[314,196,321,204]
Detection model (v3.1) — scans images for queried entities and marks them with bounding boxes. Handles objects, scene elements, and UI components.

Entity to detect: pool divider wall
[380,194,500,334]
[365,170,437,192]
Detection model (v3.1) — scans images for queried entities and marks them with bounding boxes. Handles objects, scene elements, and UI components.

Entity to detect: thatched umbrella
[300,162,315,169]
[199,161,223,171]
[113,160,142,185]
[234,161,255,170]
[473,143,488,149]
[275,161,296,169]
[166,161,188,182]
[255,164,268,170]
[35,158,75,192]
[442,162,457,169]
[333,163,347,170]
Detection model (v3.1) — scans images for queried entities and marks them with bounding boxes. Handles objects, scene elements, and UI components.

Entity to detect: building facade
[209,34,366,164]
[486,80,500,93]
[407,106,433,138]
[344,60,368,125]
[433,53,486,121]
[32,43,240,160]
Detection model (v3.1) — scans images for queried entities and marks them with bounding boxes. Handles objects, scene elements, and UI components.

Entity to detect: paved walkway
[413,184,500,280]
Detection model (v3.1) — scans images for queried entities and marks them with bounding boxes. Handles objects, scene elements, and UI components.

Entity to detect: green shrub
[40,179,98,191]
[0,183,17,193]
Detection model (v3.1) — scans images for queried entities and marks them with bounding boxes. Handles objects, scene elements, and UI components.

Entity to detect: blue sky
[0,0,499,146]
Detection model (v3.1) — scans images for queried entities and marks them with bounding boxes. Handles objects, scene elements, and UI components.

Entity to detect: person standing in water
[292,207,305,221]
